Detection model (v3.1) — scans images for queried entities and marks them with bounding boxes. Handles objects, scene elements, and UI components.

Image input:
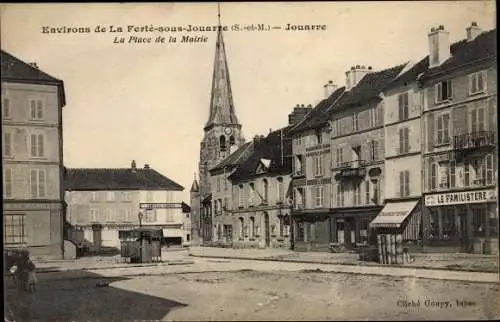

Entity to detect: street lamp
[138,211,144,228]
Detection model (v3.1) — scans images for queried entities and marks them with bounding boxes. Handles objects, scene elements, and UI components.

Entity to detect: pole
[281,128,284,166]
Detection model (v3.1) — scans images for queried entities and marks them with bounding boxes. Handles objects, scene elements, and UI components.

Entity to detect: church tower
[198,8,245,195]
[190,5,245,245]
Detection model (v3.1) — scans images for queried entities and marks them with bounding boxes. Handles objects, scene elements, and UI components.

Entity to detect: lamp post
[138,211,144,228]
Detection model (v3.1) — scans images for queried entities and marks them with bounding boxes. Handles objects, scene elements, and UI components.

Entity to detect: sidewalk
[33,248,193,273]
[188,247,499,273]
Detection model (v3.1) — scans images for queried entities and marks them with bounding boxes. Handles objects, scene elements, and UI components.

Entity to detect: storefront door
[344,218,355,248]
[458,209,470,253]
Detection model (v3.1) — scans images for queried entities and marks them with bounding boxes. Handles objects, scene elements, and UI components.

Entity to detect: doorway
[264,212,270,247]
[458,209,470,253]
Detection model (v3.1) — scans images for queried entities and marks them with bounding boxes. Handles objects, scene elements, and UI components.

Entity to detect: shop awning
[370,200,419,229]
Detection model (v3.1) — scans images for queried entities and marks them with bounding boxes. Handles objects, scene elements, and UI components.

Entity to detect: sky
[1,1,496,203]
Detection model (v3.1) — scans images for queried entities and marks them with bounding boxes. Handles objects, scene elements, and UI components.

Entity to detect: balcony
[454,131,496,151]
[334,160,367,180]
[293,169,305,178]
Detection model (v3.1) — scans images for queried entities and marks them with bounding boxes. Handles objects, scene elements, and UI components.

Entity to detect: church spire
[204,3,239,131]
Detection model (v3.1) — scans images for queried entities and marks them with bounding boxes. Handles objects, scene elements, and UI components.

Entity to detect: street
[6,255,500,321]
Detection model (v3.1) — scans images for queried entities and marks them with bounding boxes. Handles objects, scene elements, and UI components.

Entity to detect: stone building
[64,161,186,251]
[2,50,66,259]
[226,127,294,248]
[190,17,245,245]
[420,24,497,254]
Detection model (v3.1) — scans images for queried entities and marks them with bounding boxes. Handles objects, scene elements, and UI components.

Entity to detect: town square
[2,2,498,321]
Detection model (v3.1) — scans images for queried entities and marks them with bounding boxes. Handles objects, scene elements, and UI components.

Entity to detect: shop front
[423,188,498,254]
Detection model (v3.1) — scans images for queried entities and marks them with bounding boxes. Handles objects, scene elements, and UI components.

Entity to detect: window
[469,71,486,95]
[4,214,25,245]
[216,176,221,192]
[486,154,494,185]
[123,192,132,202]
[315,129,322,145]
[398,92,409,121]
[105,209,114,222]
[352,113,359,132]
[30,134,45,157]
[399,128,409,154]
[464,161,470,187]
[186,234,190,242]
[336,184,344,207]
[89,209,99,222]
[239,217,244,237]
[435,80,452,102]
[278,216,284,237]
[368,140,378,162]
[314,155,323,176]
[262,179,269,202]
[106,191,115,202]
[238,185,243,207]
[91,192,99,202]
[277,177,284,202]
[3,98,10,119]
[354,183,361,205]
[334,118,342,136]
[4,168,13,198]
[430,163,437,190]
[250,217,255,237]
[29,99,44,120]
[399,170,410,197]
[365,181,370,204]
[223,198,228,211]
[335,147,344,167]
[224,176,228,191]
[449,160,456,188]
[436,113,450,145]
[3,131,12,157]
[314,186,323,208]
[219,136,226,152]
[249,183,256,205]
[369,107,377,127]
[30,169,46,198]
[470,107,486,133]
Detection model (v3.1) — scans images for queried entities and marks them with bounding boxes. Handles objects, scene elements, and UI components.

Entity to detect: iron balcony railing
[334,160,367,179]
[454,131,496,150]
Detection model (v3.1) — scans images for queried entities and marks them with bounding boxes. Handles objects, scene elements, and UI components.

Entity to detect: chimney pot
[439,25,444,30]
[144,164,150,169]
[471,21,477,27]
[328,80,333,84]
[131,160,136,169]
[351,66,355,70]
[368,66,372,70]
[431,27,436,32]
[356,65,360,69]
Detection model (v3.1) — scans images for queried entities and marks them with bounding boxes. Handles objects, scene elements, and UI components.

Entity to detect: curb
[36,261,194,274]
[188,254,499,274]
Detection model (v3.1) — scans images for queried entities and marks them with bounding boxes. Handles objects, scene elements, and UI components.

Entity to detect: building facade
[190,19,245,245]
[64,161,186,251]
[421,24,498,254]
[226,127,294,249]
[2,50,66,259]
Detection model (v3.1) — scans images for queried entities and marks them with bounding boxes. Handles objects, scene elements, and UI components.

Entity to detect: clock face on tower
[224,127,232,135]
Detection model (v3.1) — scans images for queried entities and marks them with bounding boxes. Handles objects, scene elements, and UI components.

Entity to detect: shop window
[4,214,25,245]
[441,208,456,239]
[429,209,440,240]
[359,217,370,244]
[488,205,498,237]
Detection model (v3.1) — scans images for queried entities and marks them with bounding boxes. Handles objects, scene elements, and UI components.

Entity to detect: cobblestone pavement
[6,266,500,321]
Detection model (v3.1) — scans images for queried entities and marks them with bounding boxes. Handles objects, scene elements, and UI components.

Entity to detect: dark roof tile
[64,168,184,191]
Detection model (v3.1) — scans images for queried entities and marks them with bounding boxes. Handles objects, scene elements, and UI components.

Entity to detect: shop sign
[425,189,496,206]
[140,203,182,209]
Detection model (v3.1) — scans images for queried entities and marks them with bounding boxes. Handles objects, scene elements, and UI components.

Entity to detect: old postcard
[1,1,498,321]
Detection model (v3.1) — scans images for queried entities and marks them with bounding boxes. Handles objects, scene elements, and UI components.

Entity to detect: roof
[385,58,429,90]
[423,28,496,79]
[288,86,345,134]
[333,64,407,111]
[190,178,200,192]
[64,167,184,191]
[210,141,254,172]
[228,126,293,182]
[1,50,66,106]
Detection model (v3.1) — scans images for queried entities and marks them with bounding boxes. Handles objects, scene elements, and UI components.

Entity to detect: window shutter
[38,170,45,197]
[434,83,440,102]
[447,80,452,99]
[405,128,410,152]
[398,95,403,120]
[38,134,44,157]
[478,108,486,131]
[30,100,36,119]
[30,134,37,156]
[399,172,404,197]
[398,128,403,154]
[30,169,37,197]
[427,114,435,149]
[405,171,410,196]
[488,97,496,133]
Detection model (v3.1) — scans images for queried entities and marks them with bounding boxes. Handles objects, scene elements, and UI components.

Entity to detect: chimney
[29,62,39,69]
[466,22,482,41]
[345,65,371,90]
[144,164,150,169]
[428,25,451,68]
[131,160,137,172]
[288,104,313,126]
[323,80,338,98]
